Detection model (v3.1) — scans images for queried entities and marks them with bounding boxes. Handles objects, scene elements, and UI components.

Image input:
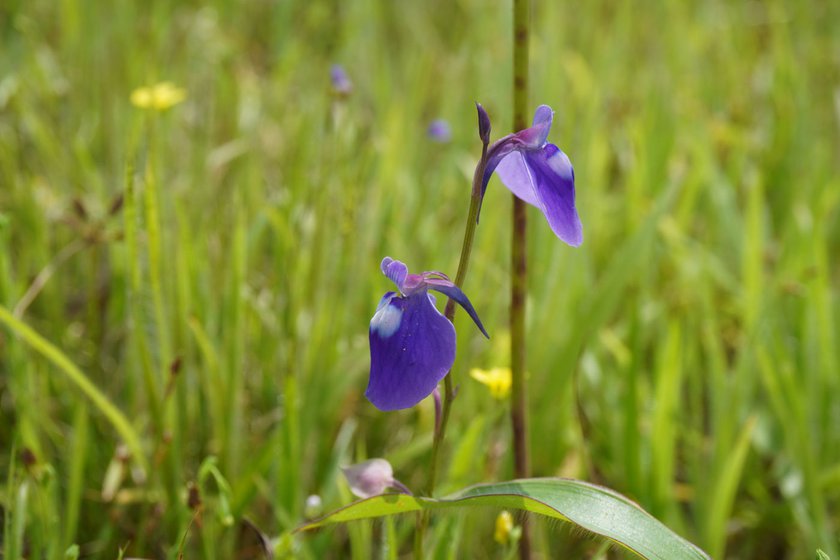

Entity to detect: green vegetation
[1,0,838,557]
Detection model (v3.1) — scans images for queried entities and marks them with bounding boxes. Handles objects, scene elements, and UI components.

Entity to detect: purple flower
[330,64,353,96]
[480,104,582,246]
[367,257,488,411]
[427,119,452,143]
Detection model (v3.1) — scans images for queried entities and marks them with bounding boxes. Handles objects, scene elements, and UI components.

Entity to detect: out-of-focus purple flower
[330,64,353,96]
[367,257,488,411]
[481,105,582,246]
[341,458,412,499]
[427,119,452,143]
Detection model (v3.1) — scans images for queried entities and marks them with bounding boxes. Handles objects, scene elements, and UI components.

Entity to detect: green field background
[1,0,839,558]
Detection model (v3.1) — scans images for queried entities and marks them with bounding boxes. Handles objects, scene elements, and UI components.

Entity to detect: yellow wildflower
[494,510,515,545]
[470,367,512,399]
[130,81,186,111]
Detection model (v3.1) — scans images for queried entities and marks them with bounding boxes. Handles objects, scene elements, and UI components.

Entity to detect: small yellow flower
[494,510,515,545]
[470,367,512,399]
[130,81,186,111]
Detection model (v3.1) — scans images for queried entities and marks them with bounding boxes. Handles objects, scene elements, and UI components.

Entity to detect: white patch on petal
[371,302,402,338]
[545,148,574,181]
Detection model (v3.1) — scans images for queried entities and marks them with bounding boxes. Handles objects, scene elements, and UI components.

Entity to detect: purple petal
[423,278,489,338]
[496,144,583,246]
[532,105,554,127]
[367,292,456,410]
[513,104,553,148]
[493,152,540,206]
[381,257,408,292]
[373,291,397,314]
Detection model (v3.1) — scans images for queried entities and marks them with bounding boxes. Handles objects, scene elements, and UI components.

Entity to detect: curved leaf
[0,306,148,473]
[298,478,709,560]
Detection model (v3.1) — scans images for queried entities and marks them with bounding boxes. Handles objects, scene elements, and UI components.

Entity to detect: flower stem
[414,139,489,559]
[512,0,532,558]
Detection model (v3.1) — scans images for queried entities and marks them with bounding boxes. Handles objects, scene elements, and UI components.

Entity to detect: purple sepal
[367,291,456,411]
[423,278,489,338]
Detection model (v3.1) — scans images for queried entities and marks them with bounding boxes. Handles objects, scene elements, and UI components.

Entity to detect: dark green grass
[1,0,838,557]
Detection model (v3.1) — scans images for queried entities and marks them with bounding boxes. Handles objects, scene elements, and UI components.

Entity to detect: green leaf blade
[298,478,710,560]
[300,494,424,530]
[446,479,709,560]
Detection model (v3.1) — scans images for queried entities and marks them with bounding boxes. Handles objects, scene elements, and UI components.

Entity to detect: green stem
[414,142,489,558]
[142,115,183,525]
[512,0,532,558]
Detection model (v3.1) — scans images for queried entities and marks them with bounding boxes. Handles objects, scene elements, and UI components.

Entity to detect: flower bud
[341,459,395,499]
[304,494,323,518]
[476,102,491,144]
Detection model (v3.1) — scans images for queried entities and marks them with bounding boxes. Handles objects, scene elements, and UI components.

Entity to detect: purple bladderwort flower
[427,119,452,143]
[367,257,488,411]
[330,64,353,96]
[479,104,583,246]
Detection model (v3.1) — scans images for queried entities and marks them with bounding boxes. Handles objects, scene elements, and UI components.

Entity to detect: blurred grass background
[1,0,839,558]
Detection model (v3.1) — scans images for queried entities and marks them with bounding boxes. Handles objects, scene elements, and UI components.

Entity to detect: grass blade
[0,306,148,473]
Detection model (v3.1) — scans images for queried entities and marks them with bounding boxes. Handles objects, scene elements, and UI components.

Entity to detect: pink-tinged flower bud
[341,459,412,498]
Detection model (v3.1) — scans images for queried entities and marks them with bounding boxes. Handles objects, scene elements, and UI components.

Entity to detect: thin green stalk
[143,117,173,380]
[126,138,162,433]
[61,403,88,551]
[144,116,185,528]
[427,171,484,495]
[512,0,532,558]
[414,140,489,559]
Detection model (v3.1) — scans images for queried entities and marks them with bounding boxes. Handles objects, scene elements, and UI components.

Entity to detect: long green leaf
[0,306,148,473]
[298,478,709,560]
